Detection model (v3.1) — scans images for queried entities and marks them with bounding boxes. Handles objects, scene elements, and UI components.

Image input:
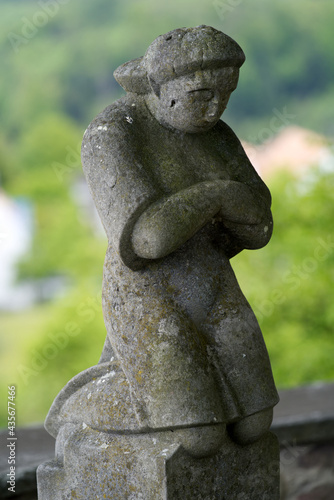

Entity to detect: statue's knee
[178,423,226,458]
[228,407,273,445]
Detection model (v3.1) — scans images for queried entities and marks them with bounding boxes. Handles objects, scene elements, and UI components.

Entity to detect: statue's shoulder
[214,120,271,198]
[94,95,137,125]
[212,119,251,168]
[82,95,144,146]
[215,119,244,150]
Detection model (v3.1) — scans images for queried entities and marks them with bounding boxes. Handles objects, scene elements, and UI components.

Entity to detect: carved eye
[170,100,176,107]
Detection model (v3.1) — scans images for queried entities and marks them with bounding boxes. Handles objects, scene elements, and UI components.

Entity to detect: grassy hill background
[1,0,334,426]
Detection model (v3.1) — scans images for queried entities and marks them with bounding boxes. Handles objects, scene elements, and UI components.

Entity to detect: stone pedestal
[37,426,279,499]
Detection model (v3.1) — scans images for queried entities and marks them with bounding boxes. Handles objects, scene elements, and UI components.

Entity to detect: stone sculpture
[38,26,280,499]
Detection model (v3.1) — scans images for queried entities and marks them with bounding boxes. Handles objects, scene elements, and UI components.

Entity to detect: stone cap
[114,26,245,95]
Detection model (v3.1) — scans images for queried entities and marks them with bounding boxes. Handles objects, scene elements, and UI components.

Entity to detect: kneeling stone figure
[38,26,280,499]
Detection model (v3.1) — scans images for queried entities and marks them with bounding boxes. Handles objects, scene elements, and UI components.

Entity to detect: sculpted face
[150,67,239,133]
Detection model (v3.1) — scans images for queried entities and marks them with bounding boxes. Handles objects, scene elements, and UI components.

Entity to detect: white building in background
[0,169,106,311]
[0,178,103,312]
[0,190,35,310]
[0,189,70,311]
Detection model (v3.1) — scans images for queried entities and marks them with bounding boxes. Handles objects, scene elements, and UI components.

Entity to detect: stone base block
[37,425,280,499]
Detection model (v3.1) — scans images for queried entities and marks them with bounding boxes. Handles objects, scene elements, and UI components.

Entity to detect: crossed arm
[131,178,273,260]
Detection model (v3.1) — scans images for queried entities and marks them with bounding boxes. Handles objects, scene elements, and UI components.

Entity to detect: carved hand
[217,180,265,225]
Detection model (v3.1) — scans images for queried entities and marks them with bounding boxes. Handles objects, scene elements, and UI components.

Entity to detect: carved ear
[113,57,151,95]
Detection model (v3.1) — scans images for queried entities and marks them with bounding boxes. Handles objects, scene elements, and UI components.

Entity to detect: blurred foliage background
[1,0,334,427]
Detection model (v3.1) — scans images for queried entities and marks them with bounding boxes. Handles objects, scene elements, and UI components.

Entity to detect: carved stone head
[114,25,245,133]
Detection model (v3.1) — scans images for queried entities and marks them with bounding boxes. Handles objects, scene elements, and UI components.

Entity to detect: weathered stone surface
[38,25,280,498]
[37,427,279,499]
